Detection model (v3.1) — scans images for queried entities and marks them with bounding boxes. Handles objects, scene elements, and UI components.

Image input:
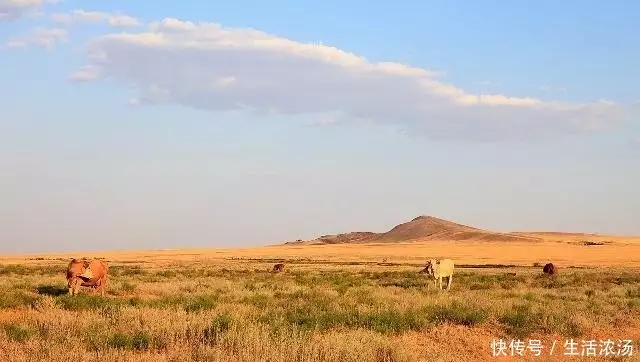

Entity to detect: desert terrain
[0,216,639,361]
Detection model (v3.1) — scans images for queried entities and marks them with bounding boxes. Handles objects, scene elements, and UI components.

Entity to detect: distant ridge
[284,215,543,245]
[511,231,598,237]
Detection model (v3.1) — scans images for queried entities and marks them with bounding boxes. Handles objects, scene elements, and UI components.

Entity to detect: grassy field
[1,240,639,361]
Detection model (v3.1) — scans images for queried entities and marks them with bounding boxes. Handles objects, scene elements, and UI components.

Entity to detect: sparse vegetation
[0,257,638,361]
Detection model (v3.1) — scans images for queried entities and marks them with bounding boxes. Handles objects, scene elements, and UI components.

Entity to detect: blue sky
[1,0,638,253]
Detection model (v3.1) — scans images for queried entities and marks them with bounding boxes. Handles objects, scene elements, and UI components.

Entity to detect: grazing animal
[506,272,517,277]
[66,258,109,296]
[423,258,455,290]
[543,263,557,275]
[272,263,285,273]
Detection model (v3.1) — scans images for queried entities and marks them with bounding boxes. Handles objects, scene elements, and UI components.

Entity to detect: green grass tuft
[3,323,33,342]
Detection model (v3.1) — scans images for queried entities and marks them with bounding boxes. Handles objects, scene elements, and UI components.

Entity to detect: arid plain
[1,216,639,361]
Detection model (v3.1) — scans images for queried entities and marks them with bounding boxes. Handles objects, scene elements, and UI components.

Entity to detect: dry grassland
[1,236,639,361]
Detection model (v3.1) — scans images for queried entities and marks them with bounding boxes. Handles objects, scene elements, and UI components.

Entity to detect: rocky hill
[285,215,542,245]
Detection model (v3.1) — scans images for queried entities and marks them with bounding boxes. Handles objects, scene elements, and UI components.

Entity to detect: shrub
[105,331,151,350]
[362,310,429,334]
[109,266,147,277]
[184,294,219,313]
[107,332,131,349]
[0,264,61,276]
[0,265,31,276]
[0,290,39,309]
[470,283,491,290]
[242,293,270,308]
[500,304,541,338]
[119,281,137,293]
[626,287,640,298]
[3,323,33,342]
[203,314,232,344]
[55,294,122,311]
[429,301,488,327]
[155,270,178,278]
[36,284,68,297]
[131,332,151,351]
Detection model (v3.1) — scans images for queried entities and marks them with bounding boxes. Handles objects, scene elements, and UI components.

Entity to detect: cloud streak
[68,65,102,82]
[4,27,66,49]
[0,0,56,21]
[50,10,141,28]
[72,17,625,142]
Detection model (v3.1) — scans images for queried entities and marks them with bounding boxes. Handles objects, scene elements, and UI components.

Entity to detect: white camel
[423,258,455,290]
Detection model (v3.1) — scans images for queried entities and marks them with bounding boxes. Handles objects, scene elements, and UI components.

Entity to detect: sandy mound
[373,216,479,241]
[286,215,542,245]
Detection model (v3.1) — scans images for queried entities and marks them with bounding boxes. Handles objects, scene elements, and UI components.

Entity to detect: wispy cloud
[68,65,102,82]
[0,0,57,21]
[4,27,66,49]
[70,17,625,142]
[50,9,141,27]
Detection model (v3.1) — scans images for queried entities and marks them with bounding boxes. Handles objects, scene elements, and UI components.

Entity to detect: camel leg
[99,276,107,296]
[438,277,442,290]
[446,275,452,290]
[69,279,79,296]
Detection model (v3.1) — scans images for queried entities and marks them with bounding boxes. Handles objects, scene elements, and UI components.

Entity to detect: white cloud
[0,0,57,21]
[72,17,626,142]
[50,9,141,28]
[4,27,66,49]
